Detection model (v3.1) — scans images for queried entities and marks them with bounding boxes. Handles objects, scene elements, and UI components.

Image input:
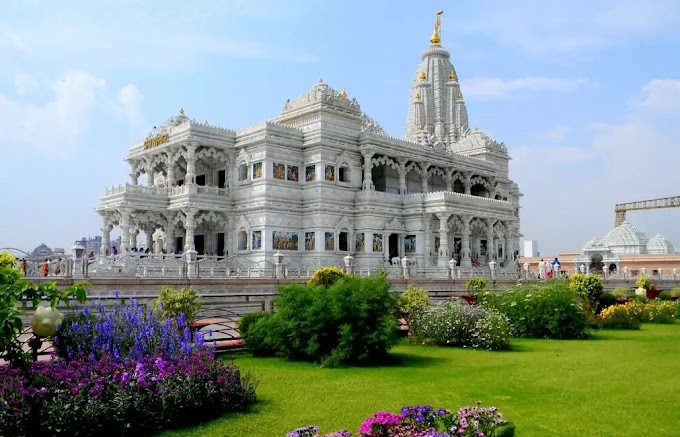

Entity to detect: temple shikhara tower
[96,12,522,272]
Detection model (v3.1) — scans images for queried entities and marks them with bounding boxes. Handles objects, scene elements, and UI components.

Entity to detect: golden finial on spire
[418,122,424,130]
[430,10,443,44]
[318,77,324,84]
[418,70,426,80]
[449,69,457,81]
[415,91,421,100]
[340,88,347,98]
[179,107,185,115]
[457,90,463,100]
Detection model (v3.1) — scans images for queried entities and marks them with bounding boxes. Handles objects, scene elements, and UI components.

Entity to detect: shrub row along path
[161,324,680,437]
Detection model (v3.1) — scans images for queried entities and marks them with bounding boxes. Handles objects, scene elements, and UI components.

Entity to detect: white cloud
[465,77,585,98]
[0,71,105,156]
[113,84,142,127]
[639,79,680,115]
[14,72,40,95]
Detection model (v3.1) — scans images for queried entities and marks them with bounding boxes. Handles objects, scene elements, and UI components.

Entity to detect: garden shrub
[465,277,488,293]
[676,299,680,317]
[657,290,672,301]
[248,274,398,366]
[308,266,346,288]
[611,287,630,299]
[636,276,655,291]
[670,288,680,298]
[153,285,202,323]
[596,292,617,314]
[288,402,514,437]
[631,294,648,303]
[599,305,641,330]
[478,281,590,339]
[0,352,256,436]
[397,284,430,315]
[55,297,204,361]
[569,273,604,313]
[238,311,267,338]
[411,301,511,350]
[643,301,676,324]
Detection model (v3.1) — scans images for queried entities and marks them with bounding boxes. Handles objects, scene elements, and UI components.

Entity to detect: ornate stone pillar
[420,162,430,193]
[423,216,432,266]
[489,176,496,198]
[397,157,408,195]
[100,215,111,256]
[185,142,197,185]
[460,215,472,268]
[485,219,495,263]
[145,227,153,252]
[361,149,375,190]
[166,151,175,187]
[464,172,472,195]
[384,233,390,263]
[436,213,451,267]
[145,157,154,186]
[119,210,131,253]
[184,210,197,251]
[445,168,453,192]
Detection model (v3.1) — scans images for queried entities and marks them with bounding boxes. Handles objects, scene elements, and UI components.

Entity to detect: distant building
[75,236,121,255]
[523,240,539,258]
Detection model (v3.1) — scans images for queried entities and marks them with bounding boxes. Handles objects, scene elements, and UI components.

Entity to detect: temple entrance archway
[388,234,399,260]
[590,253,604,273]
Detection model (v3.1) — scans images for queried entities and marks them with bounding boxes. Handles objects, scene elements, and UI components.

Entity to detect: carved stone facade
[96,17,522,269]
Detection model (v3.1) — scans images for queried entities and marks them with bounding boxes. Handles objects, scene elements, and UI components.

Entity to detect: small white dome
[583,238,606,251]
[601,221,649,255]
[646,235,676,254]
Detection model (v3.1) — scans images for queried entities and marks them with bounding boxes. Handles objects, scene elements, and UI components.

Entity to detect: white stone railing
[356,189,513,206]
[104,183,168,197]
[103,184,228,198]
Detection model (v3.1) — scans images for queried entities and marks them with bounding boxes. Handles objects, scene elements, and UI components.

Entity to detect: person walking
[40,259,49,277]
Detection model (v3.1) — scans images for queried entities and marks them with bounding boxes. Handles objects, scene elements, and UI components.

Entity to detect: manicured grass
[162,324,680,437]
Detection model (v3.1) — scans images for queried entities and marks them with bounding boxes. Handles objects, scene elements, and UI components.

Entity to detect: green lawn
[163,324,680,437]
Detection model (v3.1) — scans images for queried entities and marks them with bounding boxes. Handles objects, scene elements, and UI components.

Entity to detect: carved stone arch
[384,217,406,233]
[428,167,446,178]
[132,160,148,177]
[405,161,421,175]
[335,151,352,168]
[196,211,229,229]
[172,211,187,227]
[470,175,491,190]
[451,171,466,184]
[234,215,251,234]
[372,155,399,170]
[449,215,465,234]
[196,147,231,165]
[494,221,508,239]
[151,153,168,168]
[236,148,250,166]
[171,147,189,165]
[334,216,354,234]
[469,217,488,235]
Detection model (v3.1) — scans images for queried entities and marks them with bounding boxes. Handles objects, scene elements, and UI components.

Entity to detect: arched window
[238,230,248,250]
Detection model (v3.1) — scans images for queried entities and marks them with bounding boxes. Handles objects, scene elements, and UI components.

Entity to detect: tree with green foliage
[307,266,346,288]
[0,252,87,368]
[153,285,202,323]
[568,273,604,314]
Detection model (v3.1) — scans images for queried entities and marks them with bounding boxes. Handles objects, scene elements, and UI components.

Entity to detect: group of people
[537,257,562,279]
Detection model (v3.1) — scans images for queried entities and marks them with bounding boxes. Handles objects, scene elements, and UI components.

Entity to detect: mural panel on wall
[305,232,315,251]
[373,233,383,252]
[251,231,262,250]
[325,232,335,251]
[355,233,365,252]
[305,165,316,182]
[252,162,263,179]
[325,165,335,181]
[287,165,299,182]
[273,231,299,250]
[273,163,286,180]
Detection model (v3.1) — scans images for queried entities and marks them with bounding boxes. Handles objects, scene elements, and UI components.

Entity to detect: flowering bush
[55,296,205,361]
[636,276,655,291]
[287,402,514,437]
[478,282,590,339]
[308,266,346,288]
[568,273,604,313]
[599,304,641,330]
[642,301,676,324]
[411,301,511,350]
[397,284,431,315]
[0,351,256,436]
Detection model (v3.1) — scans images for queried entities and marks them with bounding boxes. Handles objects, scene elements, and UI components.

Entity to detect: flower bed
[0,351,256,436]
[599,300,676,328]
[0,297,257,436]
[287,402,515,436]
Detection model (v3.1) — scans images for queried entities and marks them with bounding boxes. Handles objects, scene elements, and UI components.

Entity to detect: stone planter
[459,295,475,305]
[646,289,661,300]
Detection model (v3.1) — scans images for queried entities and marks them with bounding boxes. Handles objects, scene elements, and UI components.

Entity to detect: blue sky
[1,0,680,255]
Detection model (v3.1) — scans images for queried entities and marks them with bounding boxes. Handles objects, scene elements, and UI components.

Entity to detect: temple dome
[601,221,649,255]
[646,235,676,254]
[280,80,361,117]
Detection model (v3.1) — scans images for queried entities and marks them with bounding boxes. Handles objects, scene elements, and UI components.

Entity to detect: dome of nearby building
[583,237,607,252]
[646,235,676,254]
[601,221,649,255]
